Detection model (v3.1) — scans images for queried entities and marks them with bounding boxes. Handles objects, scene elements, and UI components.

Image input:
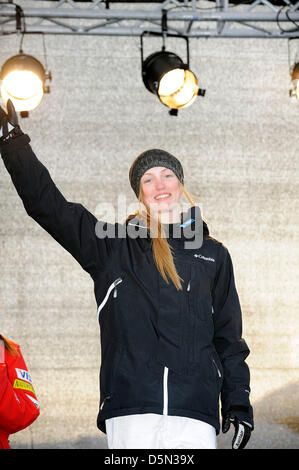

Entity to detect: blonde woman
[0,101,253,449]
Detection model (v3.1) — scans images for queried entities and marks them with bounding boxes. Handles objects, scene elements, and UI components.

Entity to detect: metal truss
[0,0,299,38]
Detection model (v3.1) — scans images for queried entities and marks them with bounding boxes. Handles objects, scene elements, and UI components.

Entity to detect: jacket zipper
[97,277,123,320]
[212,358,222,378]
[163,367,169,416]
[100,395,111,411]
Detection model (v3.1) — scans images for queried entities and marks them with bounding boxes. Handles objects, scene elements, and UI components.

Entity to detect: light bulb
[1,70,44,112]
[158,69,199,109]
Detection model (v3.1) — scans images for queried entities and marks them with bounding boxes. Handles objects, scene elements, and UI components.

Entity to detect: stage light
[0,54,51,116]
[142,50,205,114]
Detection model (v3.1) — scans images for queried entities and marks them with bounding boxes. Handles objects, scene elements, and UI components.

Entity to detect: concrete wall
[0,1,298,449]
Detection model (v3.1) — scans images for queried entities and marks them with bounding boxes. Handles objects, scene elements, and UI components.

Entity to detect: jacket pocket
[97,277,123,321]
[211,353,223,393]
[212,358,222,379]
[182,273,214,364]
[99,337,123,402]
[187,267,213,322]
[191,295,213,322]
[99,394,111,412]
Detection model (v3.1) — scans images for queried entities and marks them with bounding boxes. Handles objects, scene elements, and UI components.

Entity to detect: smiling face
[140,166,183,217]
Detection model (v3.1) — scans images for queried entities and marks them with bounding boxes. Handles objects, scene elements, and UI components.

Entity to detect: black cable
[0,1,26,37]
[286,8,299,30]
[276,5,299,34]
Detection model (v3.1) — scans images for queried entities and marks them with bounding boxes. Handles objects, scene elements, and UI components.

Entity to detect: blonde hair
[0,334,19,357]
[126,183,201,291]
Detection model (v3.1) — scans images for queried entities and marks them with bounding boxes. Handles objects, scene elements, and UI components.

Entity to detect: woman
[0,100,253,449]
[0,334,40,449]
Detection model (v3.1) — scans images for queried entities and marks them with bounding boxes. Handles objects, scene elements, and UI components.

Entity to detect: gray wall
[0,3,298,449]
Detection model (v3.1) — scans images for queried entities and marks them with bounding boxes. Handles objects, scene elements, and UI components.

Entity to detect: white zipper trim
[97,277,123,321]
[128,222,147,229]
[163,367,169,416]
[212,358,222,378]
[100,395,111,410]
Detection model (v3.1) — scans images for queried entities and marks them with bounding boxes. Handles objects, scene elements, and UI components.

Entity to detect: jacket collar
[126,205,209,247]
[165,205,209,239]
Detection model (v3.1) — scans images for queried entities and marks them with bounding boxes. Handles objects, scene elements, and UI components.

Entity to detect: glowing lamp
[142,50,204,113]
[0,54,48,114]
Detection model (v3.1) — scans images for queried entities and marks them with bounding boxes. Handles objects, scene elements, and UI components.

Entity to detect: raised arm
[0,101,114,278]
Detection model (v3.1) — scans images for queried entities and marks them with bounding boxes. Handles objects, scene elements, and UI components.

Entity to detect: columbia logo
[194,254,215,262]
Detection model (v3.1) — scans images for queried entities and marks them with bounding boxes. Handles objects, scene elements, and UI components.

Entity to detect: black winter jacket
[1,134,254,435]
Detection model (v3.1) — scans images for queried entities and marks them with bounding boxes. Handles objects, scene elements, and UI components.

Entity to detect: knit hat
[129,149,184,197]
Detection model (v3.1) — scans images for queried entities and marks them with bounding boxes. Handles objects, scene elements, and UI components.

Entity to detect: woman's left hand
[0,99,21,145]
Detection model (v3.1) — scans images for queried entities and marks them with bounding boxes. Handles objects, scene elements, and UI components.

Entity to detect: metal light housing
[142,50,202,111]
[0,54,47,113]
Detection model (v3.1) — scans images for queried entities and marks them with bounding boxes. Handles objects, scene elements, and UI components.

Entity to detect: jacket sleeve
[211,244,254,428]
[0,345,40,434]
[0,134,115,277]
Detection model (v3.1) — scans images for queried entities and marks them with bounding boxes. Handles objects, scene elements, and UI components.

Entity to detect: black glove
[222,410,252,449]
[0,99,23,145]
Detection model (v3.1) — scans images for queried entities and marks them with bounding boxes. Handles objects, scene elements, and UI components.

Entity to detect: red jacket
[0,341,40,449]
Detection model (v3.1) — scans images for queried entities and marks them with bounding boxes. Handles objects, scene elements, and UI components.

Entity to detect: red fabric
[0,342,40,449]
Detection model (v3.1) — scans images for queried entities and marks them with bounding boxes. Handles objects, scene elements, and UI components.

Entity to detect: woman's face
[140,166,183,214]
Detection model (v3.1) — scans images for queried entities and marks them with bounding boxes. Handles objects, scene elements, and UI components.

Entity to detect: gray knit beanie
[129,149,184,197]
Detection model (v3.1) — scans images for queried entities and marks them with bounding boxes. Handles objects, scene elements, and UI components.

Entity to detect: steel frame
[0,0,299,38]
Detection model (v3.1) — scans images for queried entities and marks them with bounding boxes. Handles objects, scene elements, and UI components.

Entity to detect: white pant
[106,413,217,449]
